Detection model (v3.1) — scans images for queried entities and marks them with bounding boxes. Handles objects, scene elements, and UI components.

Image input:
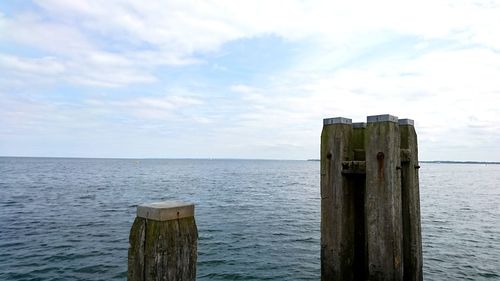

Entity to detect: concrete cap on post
[323,117,352,126]
[137,201,195,221]
[398,118,414,126]
[367,114,398,123]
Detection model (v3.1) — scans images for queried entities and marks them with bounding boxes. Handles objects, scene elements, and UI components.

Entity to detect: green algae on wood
[321,119,357,281]
[128,202,197,281]
[365,118,403,281]
[399,120,423,281]
[321,114,422,281]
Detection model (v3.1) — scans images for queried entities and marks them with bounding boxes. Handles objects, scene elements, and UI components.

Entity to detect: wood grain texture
[400,124,423,281]
[321,123,355,281]
[128,217,146,281]
[365,121,403,281]
[321,115,422,281]
[128,217,197,281]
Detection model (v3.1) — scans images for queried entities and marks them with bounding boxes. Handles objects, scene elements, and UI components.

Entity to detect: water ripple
[0,158,499,280]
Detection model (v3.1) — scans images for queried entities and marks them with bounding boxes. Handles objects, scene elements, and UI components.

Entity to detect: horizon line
[1,155,499,164]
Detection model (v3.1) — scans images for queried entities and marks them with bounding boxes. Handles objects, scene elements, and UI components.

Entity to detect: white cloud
[220,44,500,160]
[83,94,204,120]
[230,84,256,94]
[0,53,155,88]
[3,1,500,87]
[2,12,93,55]
[1,1,500,159]
[0,54,65,76]
[11,1,500,57]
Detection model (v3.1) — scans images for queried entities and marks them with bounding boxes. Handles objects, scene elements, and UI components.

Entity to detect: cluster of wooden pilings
[127,113,422,281]
[321,114,422,281]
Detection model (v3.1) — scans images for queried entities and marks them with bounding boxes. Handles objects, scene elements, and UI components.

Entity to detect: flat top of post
[137,201,195,221]
[367,114,398,123]
[323,117,352,126]
[398,118,414,126]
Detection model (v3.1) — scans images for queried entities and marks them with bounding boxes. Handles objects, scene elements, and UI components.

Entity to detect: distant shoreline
[1,156,499,164]
[419,160,500,165]
[307,159,499,164]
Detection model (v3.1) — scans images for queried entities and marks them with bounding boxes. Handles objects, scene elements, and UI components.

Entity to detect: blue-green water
[0,158,499,280]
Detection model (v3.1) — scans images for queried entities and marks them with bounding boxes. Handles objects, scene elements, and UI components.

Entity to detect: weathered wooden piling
[365,115,403,281]
[321,114,422,281]
[128,201,197,281]
[321,117,354,280]
[399,119,423,281]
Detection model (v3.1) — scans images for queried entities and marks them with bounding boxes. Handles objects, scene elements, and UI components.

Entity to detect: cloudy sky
[1,1,499,160]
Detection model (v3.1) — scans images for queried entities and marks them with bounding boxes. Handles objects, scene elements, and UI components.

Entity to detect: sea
[0,157,499,280]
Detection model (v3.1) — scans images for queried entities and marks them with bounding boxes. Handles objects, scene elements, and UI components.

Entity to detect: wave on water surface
[0,158,499,280]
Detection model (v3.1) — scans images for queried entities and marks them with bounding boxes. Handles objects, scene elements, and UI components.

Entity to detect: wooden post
[399,119,423,281]
[128,201,198,281]
[365,114,403,281]
[321,117,354,281]
[321,114,421,281]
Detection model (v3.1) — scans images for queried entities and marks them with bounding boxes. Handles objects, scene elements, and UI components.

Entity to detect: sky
[1,0,500,161]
